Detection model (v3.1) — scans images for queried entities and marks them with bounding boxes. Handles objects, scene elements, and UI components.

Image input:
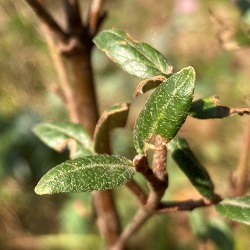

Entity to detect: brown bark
[24,1,120,248]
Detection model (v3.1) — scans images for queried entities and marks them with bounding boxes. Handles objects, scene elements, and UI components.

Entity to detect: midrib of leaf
[111,45,162,74]
[148,72,190,139]
[107,30,167,74]
[221,200,250,208]
[45,123,92,151]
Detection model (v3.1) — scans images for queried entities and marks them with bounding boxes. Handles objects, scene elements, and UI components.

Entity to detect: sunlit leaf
[168,137,217,200]
[35,155,135,195]
[134,67,195,154]
[93,29,173,79]
[189,96,250,119]
[33,122,94,158]
[94,102,130,154]
[216,196,250,226]
[39,234,104,250]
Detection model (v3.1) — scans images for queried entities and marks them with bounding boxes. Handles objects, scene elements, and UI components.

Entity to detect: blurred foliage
[0,0,250,249]
[189,209,234,250]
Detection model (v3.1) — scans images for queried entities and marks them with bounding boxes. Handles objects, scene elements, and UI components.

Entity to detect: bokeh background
[0,0,250,249]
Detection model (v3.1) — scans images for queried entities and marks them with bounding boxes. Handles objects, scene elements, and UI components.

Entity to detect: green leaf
[93,29,173,79]
[134,67,195,154]
[206,219,234,250]
[94,102,130,154]
[216,196,250,226]
[189,96,250,119]
[189,96,229,119]
[35,155,135,194]
[189,210,234,250]
[38,234,104,250]
[33,122,94,158]
[168,137,217,200]
[235,26,250,46]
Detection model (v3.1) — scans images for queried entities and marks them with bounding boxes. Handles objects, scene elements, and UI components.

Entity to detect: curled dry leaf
[133,75,168,97]
[94,102,130,154]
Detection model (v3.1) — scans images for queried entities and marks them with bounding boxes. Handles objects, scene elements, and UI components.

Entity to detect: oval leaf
[35,155,135,194]
[93,29,173,79]
[134,67,195,154]
[168,137,217,201]
[216,196,250,226]
[33,122,94,158]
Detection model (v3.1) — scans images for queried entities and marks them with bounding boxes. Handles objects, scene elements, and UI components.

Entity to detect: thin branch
[144,135,168,210]
[112,196,222,249]
[111,207,152,250]
[157,197,221,213]
[152,135,168,183]
[62,0,83,36]
[125,180,148,205]
[233,116,250,195]
[133,154,160,185]
[113,153,169,248]
[24,0,69,42]
[92,191,121,246]
[229,107,250,116]
[87,0,106,36]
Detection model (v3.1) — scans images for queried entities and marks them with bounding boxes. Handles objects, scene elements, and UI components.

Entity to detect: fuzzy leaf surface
[168,137,217,200]
[134,67,195,154]
[93,29,172,79]
[33,122,94,158]
[35,155,135,194]
[216,196,250,226]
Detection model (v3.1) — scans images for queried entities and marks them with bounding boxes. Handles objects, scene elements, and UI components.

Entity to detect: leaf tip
[34,183,51,195]
[32,123,40,135]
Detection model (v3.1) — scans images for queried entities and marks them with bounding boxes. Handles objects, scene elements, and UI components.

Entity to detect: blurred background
[0,0,250,249]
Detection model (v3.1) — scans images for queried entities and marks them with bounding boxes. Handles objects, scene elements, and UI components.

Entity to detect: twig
[114,151,169,248]
[233,116,250,195]
[133,154,162,186]
[152,135,168,183]
[87,0,106,36]
[92,191,121,246]
[62,0,83,36]
[229,107,250,116]
[24,0,69,42]
[157,197,221,213]
[111,207,152,250]
[125,180,148,205]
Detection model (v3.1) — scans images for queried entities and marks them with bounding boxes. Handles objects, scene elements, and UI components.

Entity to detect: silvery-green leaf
[93,29,173,79]
[35,155,135,194]
[216,196,250,226]
[33,122,94,158]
